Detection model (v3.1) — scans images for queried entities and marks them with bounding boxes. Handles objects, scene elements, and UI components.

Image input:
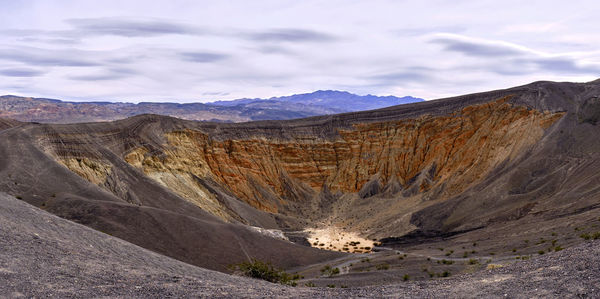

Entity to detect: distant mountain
[0,91,423,124]
[210,90,423,112]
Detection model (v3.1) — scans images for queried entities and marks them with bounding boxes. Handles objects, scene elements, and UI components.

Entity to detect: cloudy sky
[0,0,599,102]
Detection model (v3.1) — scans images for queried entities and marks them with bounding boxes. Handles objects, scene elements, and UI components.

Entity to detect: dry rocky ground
[1,192,599,298]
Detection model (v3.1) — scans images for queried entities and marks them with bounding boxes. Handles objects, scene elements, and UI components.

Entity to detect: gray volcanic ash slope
[1,192,599,298]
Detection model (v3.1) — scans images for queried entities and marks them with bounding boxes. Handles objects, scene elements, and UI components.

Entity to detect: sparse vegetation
[326,284,335,288]
[438,259,454,265]
[375,263,390,270]
[231,259,300,286]
[468,259,479,265]
[538,250,545,255]
[305,282,315,287]
[402,274,410,281]
[320,265,340,277]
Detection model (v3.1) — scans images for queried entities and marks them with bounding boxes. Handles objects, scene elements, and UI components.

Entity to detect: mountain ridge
[0,91,423,124]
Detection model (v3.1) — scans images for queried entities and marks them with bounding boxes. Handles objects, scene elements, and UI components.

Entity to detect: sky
[0,0,599,103]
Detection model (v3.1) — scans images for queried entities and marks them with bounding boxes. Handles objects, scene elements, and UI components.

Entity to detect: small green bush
[402,274,410,281]
[326,284,335,288]
[468,259,479,265]
[440,259,454,265]
[231,259,299,286]
[320,265,340,277]
[375,263,390,270]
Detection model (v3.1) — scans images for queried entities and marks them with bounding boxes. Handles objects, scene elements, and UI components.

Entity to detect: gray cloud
[0,48,99,67]
[68,74,121,81]
[430,37,523,57]
[180,52,229,63]
[369,71,432,83]
[17,36,80,45]
[247,28,337,43]
[395,26,466,36]
[430,35,600,77]
[0,68,45,77]
[68,66,139,81]
[67,17,204,37]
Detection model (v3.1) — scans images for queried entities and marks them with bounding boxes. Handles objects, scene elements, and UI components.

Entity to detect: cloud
[0,47,99,67]
[179,52,229,63]
[17,36,81,45]
[68,66,139,81]
[68,74,121,81]
[247,28,337,43]
[66,17,204,37]
[368,71,433,84]
[430,34,526,57]
[0,68,45,77]
[429,34,600,76]
[394,26,466,36]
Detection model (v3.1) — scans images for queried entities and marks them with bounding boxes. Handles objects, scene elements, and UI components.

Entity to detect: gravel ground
[1,192,599,298]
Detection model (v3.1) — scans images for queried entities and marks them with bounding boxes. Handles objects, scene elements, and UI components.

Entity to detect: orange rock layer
[127,98,564,214]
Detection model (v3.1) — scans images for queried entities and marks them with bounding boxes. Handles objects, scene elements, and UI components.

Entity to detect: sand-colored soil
[305,227,377,253]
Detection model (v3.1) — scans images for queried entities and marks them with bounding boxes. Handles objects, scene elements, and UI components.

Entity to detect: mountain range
[0,91,422,123]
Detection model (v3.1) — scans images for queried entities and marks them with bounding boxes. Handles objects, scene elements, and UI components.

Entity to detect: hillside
[2,189,599,297]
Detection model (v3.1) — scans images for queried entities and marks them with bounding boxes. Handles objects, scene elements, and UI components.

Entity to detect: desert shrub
[305,282,315,287]
[593,232,600,240]
[375,263,390,270]
[538,250,545,255]
[554,246,564,252]
[231,259,299,286]
[320,265,340,277]
[326,284,335,288]
[402,274,410,281]
[468,259,479,265]
[441,271,451,277]
[580,233,591,240]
